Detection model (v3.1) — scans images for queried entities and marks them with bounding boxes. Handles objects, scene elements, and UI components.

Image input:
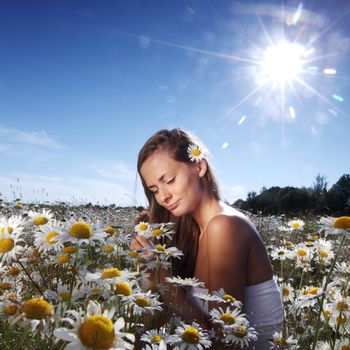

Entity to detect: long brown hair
[137,128,220,277]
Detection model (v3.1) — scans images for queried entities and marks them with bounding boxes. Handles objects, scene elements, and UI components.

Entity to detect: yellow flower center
[137,257,147,264]
[1,226,13,235]
[223,294,236,302]
[232,325,247,338]
[0,282,12,290]
[295,326,305,334]
[336,314,348,325]
[63,246,77,254]
[135,297,151,308]
[78,315,115,349]
[34,216,49,226]
[22,298,52,319]
[181,327,200,344]
[8,267,20,275]
[311,235,318,241]
[104,226,116,236]
[334,216,350,229]
[151,335,162,343]
[151,228,164,236]
[220,313,236,325]
[15,203,22,209]
[323,310,332,319]
[292,223,300,229]
[103,245,114,253]
[336,301,349,312]
[282,288,290,297]
[128,251,138,258]
[139,223,149,231]
[191,149,201,157]
[115,282,132,296]
[57,255,70,264]
[4,304,18,316]
[0,238,14,253]
[101,268,121,279]
[285,241,292,247]
[7,293,17,301]
[69,222,92,239]
[59,291,70,301]
[297,249,307,257]
[45,231,59,244]
[341,346,350,350]
[155,245,165,252]
[307,287,320,295]
[319,251,328,258]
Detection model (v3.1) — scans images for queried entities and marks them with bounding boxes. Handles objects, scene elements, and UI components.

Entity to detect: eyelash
[151,178,175,194]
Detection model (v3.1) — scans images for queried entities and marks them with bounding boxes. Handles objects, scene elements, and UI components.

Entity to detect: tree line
[233,174,350,216]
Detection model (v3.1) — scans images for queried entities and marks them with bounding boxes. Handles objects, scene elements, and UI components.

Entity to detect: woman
[134,128,284,349]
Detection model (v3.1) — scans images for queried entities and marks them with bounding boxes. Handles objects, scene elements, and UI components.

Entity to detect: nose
[158,187,172,204]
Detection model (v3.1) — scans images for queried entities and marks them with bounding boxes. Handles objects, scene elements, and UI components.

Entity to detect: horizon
[1,0,349,206]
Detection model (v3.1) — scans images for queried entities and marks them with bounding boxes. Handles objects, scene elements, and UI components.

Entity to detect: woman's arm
[205,215,251,303]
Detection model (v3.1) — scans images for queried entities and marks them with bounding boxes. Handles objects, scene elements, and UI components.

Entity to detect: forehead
[140,151,187,185]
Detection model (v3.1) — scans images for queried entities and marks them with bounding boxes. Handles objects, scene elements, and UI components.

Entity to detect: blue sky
[0,0,349,206]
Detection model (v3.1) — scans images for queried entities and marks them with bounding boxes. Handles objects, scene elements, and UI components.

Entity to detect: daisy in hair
[187,143,206,162]
[54,300,135,349]
[168,321,212,349]
[28,208,54,226]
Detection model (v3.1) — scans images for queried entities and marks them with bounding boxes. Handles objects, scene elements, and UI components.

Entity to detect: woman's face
[140,150,206,216]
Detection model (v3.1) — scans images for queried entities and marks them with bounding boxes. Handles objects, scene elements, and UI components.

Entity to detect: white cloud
[0,126,66,149]
[93,161,136,182]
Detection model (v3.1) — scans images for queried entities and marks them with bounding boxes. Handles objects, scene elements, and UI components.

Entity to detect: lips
[167,202,179,211]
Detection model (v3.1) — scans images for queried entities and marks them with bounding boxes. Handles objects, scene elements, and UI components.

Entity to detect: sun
[260,41,305,86]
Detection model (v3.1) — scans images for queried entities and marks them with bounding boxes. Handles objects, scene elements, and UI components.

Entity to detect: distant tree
[325,174,350,214]
[312,173,328,197]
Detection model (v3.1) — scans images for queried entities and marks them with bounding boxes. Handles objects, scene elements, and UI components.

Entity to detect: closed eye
[166,177,175,184]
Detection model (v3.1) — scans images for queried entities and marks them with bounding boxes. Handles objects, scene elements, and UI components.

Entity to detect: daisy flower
[144,223,175,241]
[165,276,205,289]
[85,267,138,285]
[61,217,107,246]
[54,300,135,350]
[28,208,54,226]
[270,246,290,261]
[0,299,20,320]
[135,221,151,235]
[126,290,163,315]
[212,288,242,308]
[34,220,65,253]
[187,144,206,162]
[210,306,248,328]
[140,328,170,348]
[169,321,212,349]
[279,282,295,304]
[221,323,258,348]
[319,216,350,235]
[0,215,26,236]
[0,231,26,264]
[269,331,298,349]
[287,219,305,231]
[313,238,334,264]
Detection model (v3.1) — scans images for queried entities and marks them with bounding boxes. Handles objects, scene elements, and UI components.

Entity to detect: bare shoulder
[206,206,257,239]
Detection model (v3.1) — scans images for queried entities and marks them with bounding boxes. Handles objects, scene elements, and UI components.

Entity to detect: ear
[197,159,207,178]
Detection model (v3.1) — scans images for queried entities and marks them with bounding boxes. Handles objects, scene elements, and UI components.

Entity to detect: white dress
[189,278,284,350]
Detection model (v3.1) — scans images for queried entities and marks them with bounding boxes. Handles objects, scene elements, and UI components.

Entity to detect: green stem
[17,260,44,296]
[311,232,347,350]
